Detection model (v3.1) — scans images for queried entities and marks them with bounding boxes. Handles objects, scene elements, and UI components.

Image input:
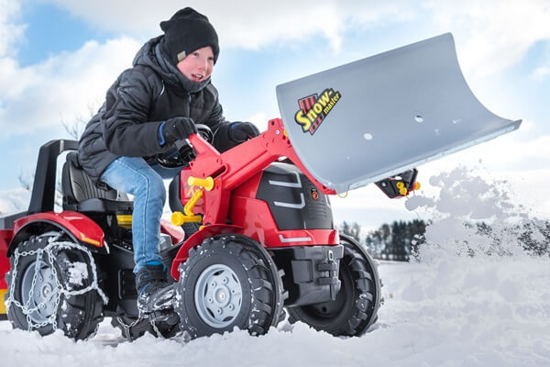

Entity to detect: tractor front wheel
[175,235,285,339]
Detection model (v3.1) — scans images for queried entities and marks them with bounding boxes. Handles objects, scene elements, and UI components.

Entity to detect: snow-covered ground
[1,167,549,367]
[1,255,549,367]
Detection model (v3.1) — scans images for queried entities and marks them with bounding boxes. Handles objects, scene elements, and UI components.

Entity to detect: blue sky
[0,0,549,228]
[17,4,111,66]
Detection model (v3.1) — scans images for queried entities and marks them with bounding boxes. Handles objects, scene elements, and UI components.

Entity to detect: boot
[135,264,175,317]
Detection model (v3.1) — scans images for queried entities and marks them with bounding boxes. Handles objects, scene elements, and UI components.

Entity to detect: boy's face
[177,46,215,83]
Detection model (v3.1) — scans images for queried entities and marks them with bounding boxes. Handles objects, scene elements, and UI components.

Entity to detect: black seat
[62,152,133,213]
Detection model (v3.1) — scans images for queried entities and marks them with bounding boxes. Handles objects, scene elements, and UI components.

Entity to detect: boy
[78,7,259,314]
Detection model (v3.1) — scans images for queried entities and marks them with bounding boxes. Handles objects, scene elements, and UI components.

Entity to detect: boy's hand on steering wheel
[158,117,198,146]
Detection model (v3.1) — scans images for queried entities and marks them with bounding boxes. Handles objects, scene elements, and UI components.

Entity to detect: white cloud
[0,187,29,213]
[246,112,269,133]
[426,0,550,78]
[0,0,419,136]
[531,66,550,81]
[0,1,544,141]
[0,1,546,187]
[41,0,416,51]
[0,0,25,58]
[36,0,550,80]
[0,37,141,135]
[432,125,550,171]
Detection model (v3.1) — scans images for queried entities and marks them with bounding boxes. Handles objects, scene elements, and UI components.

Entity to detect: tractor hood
[276,33,521,194]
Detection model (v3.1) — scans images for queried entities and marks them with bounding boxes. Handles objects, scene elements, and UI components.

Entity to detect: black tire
[6,233,104,340]
[286,235,381,337]
[175,234,284,339]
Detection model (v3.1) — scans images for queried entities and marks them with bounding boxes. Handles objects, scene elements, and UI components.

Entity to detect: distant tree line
[339,219,427,262]
[339,218,550,261]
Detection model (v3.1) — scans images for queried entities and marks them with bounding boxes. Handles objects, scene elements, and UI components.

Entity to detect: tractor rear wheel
[6,232,104,340]
[286,235,381,337]
[175,234,285,339]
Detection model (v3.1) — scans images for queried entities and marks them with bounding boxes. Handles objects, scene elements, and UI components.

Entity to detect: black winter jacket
[78,36,233,183]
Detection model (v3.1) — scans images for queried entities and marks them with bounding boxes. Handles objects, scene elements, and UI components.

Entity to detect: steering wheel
[194,123,214,143]
[157,124,213,168]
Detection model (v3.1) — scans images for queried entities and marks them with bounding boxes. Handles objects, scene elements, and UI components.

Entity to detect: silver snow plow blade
[276,33,522,194]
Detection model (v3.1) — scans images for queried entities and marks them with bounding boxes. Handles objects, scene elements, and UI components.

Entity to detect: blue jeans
[100,157,181,273]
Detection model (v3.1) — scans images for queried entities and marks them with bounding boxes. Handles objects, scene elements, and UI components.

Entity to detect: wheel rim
[21,260,59,324]
[194,264,243,328]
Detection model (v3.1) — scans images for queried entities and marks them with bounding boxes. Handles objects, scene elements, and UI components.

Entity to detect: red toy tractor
[0,119,394,340]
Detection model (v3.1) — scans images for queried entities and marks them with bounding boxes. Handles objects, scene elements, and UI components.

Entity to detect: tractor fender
[8,211,106,256]
[170,224,243,280]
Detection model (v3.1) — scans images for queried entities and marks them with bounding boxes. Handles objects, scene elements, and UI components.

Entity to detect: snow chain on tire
[5,232,108,336]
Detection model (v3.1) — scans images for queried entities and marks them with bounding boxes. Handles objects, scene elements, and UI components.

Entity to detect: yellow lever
[184,189,203,216]
[171,185,205,225]
[188,176,214,191]
[171,211,202,225]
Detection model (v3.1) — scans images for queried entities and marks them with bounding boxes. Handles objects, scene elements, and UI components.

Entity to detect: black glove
[158,117,198,146]
[229,121,260,143]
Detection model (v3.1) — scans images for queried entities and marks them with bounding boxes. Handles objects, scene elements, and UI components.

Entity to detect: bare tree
[12,105,98,212]
[61,103,97,140]
[18,170,33,191]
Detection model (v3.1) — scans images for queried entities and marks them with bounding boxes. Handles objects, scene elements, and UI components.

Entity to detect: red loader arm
[186,118,336,227]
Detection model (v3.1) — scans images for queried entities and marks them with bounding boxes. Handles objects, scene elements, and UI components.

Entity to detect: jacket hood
[132,36,211,93]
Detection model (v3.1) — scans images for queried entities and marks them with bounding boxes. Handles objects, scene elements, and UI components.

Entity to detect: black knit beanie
[160,7,219,65]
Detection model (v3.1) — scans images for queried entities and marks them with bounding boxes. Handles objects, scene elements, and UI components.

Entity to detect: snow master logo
[295,88,342,135]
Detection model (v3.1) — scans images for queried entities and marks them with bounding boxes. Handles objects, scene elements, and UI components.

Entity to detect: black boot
[135,264,175,317]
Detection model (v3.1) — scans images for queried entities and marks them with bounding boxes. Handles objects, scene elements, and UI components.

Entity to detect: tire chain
[5,233,109,332]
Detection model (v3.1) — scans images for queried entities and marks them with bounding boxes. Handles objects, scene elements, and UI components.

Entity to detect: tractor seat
[62,152,134,213]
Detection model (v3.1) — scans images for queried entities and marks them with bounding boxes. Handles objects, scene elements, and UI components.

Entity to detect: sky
[0,0,549,230]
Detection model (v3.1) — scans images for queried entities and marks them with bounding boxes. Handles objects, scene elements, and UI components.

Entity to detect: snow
[1,167,549,366]
[1,255,549,366]
[67,262,89,287]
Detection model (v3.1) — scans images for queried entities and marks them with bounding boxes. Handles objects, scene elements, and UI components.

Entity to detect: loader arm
[186,118,335,226]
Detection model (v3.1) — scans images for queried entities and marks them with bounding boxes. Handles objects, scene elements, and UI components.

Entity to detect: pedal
[151,284,177,310]
[138,284,177,318]
[150,308,178,324]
